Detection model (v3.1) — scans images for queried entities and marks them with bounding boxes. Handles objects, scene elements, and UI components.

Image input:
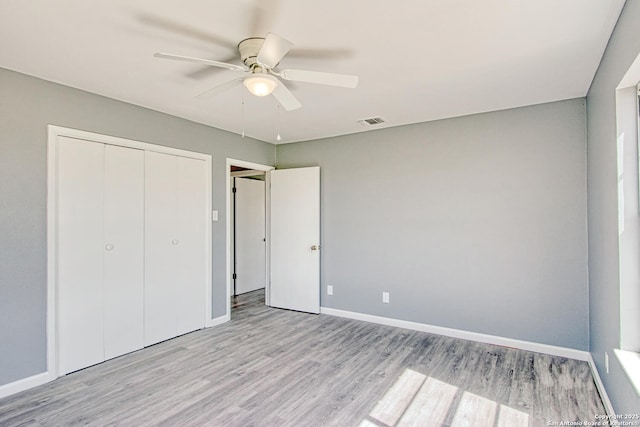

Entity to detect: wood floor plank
[359,419,381,427]
[450,391,498,427]
[497,404,529,427]
[0,289,606,426]
[396,376,458,427]
[369,369,426,426]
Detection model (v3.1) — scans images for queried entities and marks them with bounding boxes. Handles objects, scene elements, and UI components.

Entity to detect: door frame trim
[226,158,274,316]
[47,125,213,378]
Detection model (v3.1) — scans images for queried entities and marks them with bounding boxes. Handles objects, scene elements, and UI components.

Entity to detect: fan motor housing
[238,37,265,69]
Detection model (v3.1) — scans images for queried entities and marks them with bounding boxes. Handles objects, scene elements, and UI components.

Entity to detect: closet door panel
[144,151,179,345]
[103,145,145,359]
[175,157,207,335]
[57,137,105,375]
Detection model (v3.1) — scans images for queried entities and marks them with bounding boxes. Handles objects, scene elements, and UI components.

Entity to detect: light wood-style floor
[0,289,605,426]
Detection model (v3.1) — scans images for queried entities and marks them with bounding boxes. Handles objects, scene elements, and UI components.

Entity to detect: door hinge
[232,186,237,193]
[232,273,237,280]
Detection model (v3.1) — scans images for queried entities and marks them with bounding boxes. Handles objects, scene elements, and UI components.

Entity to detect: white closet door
[144,151,179,346]
[53,128,211,376]
[103,145,144,359]
[145,152,207,344]
[57,137,105,375]
[175,156,207,335]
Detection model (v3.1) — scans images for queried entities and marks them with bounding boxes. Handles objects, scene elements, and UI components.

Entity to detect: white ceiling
[0,0,625,144]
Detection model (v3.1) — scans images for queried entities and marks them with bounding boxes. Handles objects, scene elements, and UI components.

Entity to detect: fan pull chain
[241,87,245,138]
[276,89,282,141]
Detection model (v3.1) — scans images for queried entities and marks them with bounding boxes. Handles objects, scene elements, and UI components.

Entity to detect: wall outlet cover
[327,285,333,296]
[382,292,390,303]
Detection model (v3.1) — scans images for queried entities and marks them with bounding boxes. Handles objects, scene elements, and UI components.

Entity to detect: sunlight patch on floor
[360,368,529,427]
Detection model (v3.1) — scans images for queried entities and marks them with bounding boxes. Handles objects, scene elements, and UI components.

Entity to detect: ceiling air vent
[358,117,386,126]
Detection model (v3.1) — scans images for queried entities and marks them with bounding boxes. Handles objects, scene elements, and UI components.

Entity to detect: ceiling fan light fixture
[243,74,278,97]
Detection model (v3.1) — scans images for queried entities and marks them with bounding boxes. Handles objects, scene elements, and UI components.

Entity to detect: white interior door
[57,137,105,374]
[270,167,320,314]
[144,151,179,346]
[175,156,207,335]
[50,126,212,377]
[57,138,145,374]
[144,152,207,345]
[235,177,266,295]
[102,144,144,360]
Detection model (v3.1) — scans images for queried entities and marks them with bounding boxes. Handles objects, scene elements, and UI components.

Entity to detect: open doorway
[231,170,265,310]
[226,159,274,318]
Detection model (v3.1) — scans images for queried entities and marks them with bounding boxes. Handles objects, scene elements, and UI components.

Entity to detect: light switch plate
[212,210,219,221]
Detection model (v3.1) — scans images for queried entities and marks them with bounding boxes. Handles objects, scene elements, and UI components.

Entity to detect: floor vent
[358,117,386,126]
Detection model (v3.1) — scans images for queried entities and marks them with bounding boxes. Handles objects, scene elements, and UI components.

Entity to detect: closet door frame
[47,125,212,378]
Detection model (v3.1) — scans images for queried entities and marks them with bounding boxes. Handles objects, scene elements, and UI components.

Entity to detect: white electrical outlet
[605,352,609,374]
[382,292,390,303]
[327,285,333,296]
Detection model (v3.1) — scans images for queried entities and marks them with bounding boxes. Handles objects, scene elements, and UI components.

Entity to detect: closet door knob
[172,239,179,245]
[105,244,114,251]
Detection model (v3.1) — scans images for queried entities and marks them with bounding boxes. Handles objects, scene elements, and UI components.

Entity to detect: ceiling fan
[154,33,359,111]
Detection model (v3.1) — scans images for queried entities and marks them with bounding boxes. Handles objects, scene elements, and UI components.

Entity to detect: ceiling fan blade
[154,52,247,72]
[257,33,294,68]
[272,82,301,111]
[186,54,240,80]
[278,69,359,88]
[287,48,353,60]
[138,14,237,49]
[197,78,243,98]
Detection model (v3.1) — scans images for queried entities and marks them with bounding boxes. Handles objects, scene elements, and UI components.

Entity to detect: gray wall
[0,68,275,386]
[586,0,640,414]
[277,98,589,350]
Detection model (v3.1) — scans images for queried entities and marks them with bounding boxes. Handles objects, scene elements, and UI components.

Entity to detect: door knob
[172,239,179,245]
[310,245,320,251]
[105,244,114,251]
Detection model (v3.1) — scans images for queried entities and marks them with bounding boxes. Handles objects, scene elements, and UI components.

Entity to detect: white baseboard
[588,354,616,417]
[0,371,54,400]
[206,314,230,328]
[320,307,590,361]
